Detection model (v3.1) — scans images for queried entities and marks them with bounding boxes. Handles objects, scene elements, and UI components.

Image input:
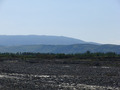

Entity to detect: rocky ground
[0,60,120,90]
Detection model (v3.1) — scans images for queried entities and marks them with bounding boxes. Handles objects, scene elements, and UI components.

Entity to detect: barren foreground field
[0,60,120,90]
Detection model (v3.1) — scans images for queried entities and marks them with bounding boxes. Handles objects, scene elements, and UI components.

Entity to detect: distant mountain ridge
[0,44,120,54]
[0,35,119,54]
[0,35,99,46]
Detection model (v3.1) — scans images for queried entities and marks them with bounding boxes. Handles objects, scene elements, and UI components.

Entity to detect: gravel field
[0,60,120,90]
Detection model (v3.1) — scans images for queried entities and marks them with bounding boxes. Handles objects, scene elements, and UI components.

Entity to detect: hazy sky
[0,0,120,44]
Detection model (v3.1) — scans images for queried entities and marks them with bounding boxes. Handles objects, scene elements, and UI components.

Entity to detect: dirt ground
[0,60,120,90]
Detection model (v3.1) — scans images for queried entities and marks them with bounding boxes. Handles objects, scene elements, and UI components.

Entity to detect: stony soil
[0,60,120,90]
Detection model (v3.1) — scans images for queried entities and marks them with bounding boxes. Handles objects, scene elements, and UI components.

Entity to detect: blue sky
[0,0,120,44]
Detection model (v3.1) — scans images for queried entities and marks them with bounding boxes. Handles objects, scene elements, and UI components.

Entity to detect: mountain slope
[0,44,120,54]
[0,35,90,46]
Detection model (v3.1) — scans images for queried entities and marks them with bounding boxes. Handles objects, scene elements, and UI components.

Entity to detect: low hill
[0,44,120,54]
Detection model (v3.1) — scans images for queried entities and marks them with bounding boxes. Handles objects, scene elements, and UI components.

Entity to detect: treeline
[0,51,120,61]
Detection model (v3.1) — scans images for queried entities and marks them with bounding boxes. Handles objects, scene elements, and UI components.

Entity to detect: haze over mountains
[0,35,98,46]
[0,35,120,54]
